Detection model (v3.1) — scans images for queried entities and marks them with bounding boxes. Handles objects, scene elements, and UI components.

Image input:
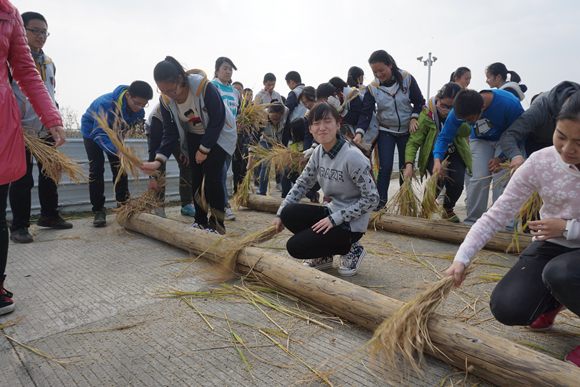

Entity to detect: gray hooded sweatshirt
[499,81,580,160]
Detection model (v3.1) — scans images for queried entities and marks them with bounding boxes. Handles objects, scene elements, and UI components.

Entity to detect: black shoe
[93,210,106,227]
[37,215,73,229]
[10,228,33,243]
[0,275,15,316]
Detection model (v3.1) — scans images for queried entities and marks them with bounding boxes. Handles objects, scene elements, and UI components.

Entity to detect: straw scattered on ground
[23,131,88,185]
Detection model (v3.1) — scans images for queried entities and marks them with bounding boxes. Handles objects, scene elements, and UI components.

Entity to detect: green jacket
[405,98,472,178]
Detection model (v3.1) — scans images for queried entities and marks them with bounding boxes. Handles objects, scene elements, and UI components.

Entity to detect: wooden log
[122,213,580,387]
[241,194,532,254]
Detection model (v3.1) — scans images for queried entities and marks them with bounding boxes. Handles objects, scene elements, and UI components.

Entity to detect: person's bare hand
[48,125,66,147]
[510,155,525,170]
[148,178,159,192]
[409,119,419,133]
[195,150,207,164]
[179,153,190,166]
[403,164,413,179]
[432,158,444,177]
[272,217,285,233]
[312,217,333,234]
[488,157,502,173]
[528,218,567,241]
[445,261,466,287]
[140,161,161,175]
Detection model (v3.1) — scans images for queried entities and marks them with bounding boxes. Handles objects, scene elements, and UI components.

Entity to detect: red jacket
[0,2,62,185]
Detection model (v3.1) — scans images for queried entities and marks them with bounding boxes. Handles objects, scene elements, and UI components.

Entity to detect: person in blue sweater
[355,50,425,209]
[432,89,524,227]
[81,81,153,227]
[140,57,236,235]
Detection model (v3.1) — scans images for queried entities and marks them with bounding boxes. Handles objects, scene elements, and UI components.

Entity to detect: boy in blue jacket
[432,89,524,227]
[81,81,153,227]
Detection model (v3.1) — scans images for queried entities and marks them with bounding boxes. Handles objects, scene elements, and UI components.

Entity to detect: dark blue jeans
[376,131,409,208]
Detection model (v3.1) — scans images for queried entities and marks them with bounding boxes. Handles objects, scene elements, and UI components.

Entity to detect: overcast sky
[14,0,580,127]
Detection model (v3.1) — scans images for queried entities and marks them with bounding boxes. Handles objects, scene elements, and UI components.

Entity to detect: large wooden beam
[241,194,532,254]
[122,213,579,387]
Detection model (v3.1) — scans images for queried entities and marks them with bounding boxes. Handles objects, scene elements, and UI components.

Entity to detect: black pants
[232,140,248,194]
[426,151,466,211]
[281,168,300,198]
[9,135,59,230]
[83,137,130,212]
[188,133,227,230]
[280,204,363,259]
[0,184,9,277]
[490,241,580,325]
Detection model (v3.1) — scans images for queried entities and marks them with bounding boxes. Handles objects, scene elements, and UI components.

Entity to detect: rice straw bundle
[115,175,167,226]
[236,99,270,134]
[421,158,450,219]
[386,177,422,218]
[233,170,255,209]
[23,132,88,185]
[367,261,478,378]
[251,142,305,175]
[487,161,514,190]
[92,111,145,186]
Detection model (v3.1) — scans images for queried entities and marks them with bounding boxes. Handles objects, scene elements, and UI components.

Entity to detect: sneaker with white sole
[181,204,196,217]
[338,242,366,277]
[303,256,333,270]
[153,207,166,218]
[189,222,206,230]
[0,275,15,316]
[528,305,565,331]
[224,204,236,221]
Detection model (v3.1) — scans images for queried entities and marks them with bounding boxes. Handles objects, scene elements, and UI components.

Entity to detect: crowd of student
[1,1,579,369]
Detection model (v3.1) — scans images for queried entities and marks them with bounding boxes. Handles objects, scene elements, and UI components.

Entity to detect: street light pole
[417,52,437,99]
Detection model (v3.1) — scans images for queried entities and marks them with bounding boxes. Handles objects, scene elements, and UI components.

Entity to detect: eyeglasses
[157,83,179,96]
[26,28,50,37]
[439,102,453,110]
[129,95,149,108]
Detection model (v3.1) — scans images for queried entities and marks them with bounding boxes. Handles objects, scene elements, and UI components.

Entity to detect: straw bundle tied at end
[115,175,167,227]
[23,132,88,185]
[421,158,450,219]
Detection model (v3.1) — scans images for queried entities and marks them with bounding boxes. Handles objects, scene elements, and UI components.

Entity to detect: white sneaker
[225,205,236,221]
[338,242,366,277]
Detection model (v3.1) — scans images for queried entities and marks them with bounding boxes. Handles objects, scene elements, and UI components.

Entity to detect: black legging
[280,203,363,259]
[0,184,9,277]
[490,241,580,325]
[187,133,227,231]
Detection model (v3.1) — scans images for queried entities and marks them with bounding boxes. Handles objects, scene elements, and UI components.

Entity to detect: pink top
[456,146,580,266]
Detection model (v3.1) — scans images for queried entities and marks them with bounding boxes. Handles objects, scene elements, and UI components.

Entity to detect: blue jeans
[222,153,232,206]
[258,142,276,195]
[376,131,409,208]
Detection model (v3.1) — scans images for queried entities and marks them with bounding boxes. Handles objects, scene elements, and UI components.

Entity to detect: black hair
[21,12,47,27]
[154,56,188,86]
[128,81,153,100]
[315,83,336,101]
[243,88,253,94]
[450,67,470,82]
[289,118,305,143]
[437,82,462,101]
[453,90,484,119]
[268,102,285,114]
[347,66,364,88]
[285,71,301,84]
[368,50,403,86]
[329,77,348,89]
[486,62,522,84]
[263,73,276,83]
[299,86,316,103]
[557,92,580,123]
[214,57,237,81]
[307,102,340,127]
[232,81,243,89]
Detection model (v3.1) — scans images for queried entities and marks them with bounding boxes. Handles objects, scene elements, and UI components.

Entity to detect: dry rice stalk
[23,132,88,185]
[516,191,543,231]
[485,162,513,190]
[68,319,150,335]
[251,142,305,175]
[421,158,450,219]
[233,170,255,209]
[237,99,270,134]
[218,226,278,280]
[386,176,421,218]
[92,111,145,187]
[115,175,167,226]
[367,260,478,378]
